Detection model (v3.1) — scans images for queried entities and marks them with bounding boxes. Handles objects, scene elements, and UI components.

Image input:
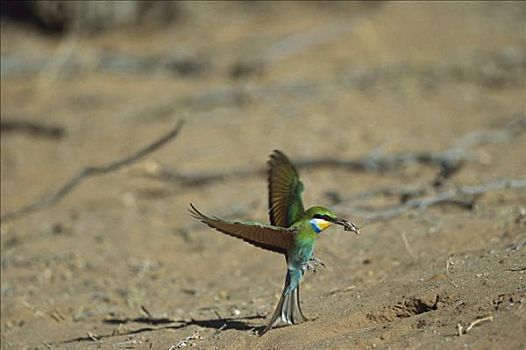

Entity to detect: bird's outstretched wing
[268,150,306,228]
[189,204,296,254]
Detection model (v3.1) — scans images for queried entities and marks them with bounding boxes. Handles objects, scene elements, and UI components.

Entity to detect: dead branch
[457,316,494,336]
[339,186,428,203]
[337,178,526,223]
[104,314,178,326]
[170,328,204,349]
[262,21,362,65]
[1,119,65,139]
[451,117,526,149]
[465,316,493,333]
[342,50,526,91]
[140,148,467,187]
[1,50,208,79]
[141,116,525,188]
[505,266,526,272]
[1,120,184,222]
[401,232,417,260]
[506,236,526,252]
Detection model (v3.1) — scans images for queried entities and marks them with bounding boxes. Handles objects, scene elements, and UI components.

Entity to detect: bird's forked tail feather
[261,268,307,335]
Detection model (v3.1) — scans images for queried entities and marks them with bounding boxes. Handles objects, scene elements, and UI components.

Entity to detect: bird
[189,150,359,334]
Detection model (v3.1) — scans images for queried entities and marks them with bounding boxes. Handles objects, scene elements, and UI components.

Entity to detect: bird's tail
[261,268,307,335]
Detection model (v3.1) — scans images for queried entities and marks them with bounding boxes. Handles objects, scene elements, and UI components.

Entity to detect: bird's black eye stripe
[313,214,334,222]
[322,215,334,222]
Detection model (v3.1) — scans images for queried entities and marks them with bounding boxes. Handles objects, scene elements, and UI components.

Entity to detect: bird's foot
[302,262,316,274]
[309,256,326,268]
[303,257,326,274]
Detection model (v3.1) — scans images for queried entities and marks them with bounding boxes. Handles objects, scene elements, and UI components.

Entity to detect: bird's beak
[335,218,360,235]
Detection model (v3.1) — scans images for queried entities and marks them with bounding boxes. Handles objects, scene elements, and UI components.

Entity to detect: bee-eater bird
[189,150,359,334]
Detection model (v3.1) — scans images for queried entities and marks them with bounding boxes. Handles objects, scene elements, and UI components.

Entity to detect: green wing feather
[267,150,305,228]
[189,204,296,254]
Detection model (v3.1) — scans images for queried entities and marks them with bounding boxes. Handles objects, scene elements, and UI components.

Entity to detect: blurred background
[1,2,525,349]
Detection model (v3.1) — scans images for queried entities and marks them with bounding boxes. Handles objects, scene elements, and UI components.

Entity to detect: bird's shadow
[58,314,267,344]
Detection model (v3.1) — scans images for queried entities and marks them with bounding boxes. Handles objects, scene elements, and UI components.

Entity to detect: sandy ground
[1,2,525,349]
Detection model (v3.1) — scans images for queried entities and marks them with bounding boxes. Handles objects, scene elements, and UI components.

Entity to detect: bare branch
[458,316,494,336]
[139,150,466,187]
[141,116,525,188]
[451,117,526,150]
[170,328,204,349]
[1,119,65,139]
[1,120,185,222]
[465,316,493,333]
[337,178,526,223]
[341,186,428,203]
[262,21,362,65]
[401,232,417,260]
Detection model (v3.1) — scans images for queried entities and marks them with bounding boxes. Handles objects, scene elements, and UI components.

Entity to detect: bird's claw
[309,257,326,268]
[307,264,317,274]
[302,262,316,274]
[302,257,326,274]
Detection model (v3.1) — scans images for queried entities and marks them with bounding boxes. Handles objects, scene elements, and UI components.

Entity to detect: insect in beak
[335,218,360,235]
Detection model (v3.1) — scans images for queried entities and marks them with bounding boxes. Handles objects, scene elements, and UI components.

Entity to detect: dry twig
[169,328,204,349]
[1,120,185,221]
[1,120,65,139]
[141,117,525,188]
[86,332,100,341]
[343,185,427,203]
[337,178,526,223]
[141,149,465,187]
[212,310,227,336]
[457,316,494,336]
[401,232,417,260]
[263,21,362,65]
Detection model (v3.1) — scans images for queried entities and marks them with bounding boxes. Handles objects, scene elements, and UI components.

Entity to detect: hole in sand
[366,295,440,323]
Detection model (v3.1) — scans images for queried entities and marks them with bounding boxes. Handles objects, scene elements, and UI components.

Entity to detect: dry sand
[1,2,525,349]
